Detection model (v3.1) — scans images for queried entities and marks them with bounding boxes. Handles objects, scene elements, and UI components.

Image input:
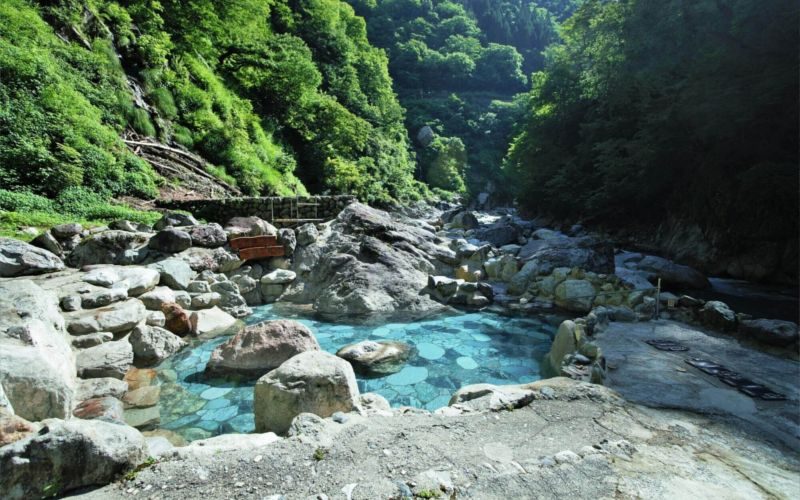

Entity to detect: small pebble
[254,455,263,463]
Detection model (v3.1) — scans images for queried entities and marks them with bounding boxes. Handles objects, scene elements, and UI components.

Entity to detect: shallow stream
[155,306,561,442]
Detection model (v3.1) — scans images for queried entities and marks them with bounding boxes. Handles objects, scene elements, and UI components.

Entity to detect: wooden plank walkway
[230,235,285,261]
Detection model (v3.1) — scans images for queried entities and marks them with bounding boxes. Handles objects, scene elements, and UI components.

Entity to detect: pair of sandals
[683,358,786,401]
[643,339,787,401]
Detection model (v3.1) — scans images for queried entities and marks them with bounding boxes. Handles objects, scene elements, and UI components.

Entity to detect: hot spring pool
[155,306,561,441]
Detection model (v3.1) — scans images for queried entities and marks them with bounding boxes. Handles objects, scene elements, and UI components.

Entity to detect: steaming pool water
[154,305,562,442]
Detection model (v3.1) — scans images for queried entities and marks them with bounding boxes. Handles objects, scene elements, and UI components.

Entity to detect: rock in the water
[738,319,798,347]
[122,385,161,409]
[153,212,198,230]
[699,301,737,332]
[76,338,134,379]
[0,281,76,421]
[149,228,192,254]
[206,320,319,375]
[191,306,239,337]
[130,325,186,364]
[67,231,150,267]
[336,340,411,375]
[0,418,147,500]
[635,255,710,289]
[0,237,65,276]
[254,351,359,434]
[547,320,583,372]
[188,223,227,248]
[283,203,449,319]
[554,280,596,313]
[72,396,125,424]
[66,298,147,335]
[149,257,196,290]
[224,216,276,238]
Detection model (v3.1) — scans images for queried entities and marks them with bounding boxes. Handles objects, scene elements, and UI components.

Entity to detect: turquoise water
[155,306,559,441]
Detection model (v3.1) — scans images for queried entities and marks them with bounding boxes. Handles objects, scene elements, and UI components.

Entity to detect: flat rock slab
[73,381,799,499]
[595,320,800,449]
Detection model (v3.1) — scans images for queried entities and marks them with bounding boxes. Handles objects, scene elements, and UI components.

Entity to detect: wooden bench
[229,235,285,261]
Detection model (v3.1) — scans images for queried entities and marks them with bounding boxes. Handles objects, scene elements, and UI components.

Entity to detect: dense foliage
[506,0,799,245]
[0,0,426,204]
[351,0,576,196]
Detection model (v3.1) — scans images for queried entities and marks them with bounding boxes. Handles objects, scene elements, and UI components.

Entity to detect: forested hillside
[505,0,799,280]
[350,0,577,196]
[0,0,424,207]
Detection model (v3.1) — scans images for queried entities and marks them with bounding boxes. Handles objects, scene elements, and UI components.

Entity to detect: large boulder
[149,228,192,254]
[0,281,76,421]
[448,211,480,230]
[187,223,227,248]
[82,266,160,296]
[31,231,63,257]
[546,320,583,373]
[473,221,521,247]
[139,286,177,311]
[278,228,297,256]
[205,320,319,376]
[67,231,150,267]
[190,306,239,337]
[282,203,451,319]
[176,246,244,273]
[148,257,196,290]
[254,351,360,434]
[129,325,186,364]
[738,319,799,347]
[635,255,710,290]
[0,237,64,277]
[336,340,411,375]
[66,298,147,335]
[224,216,277,238]
[0,419,147,500]
[153,212,198,230]
[76,338,134,379]
[296,223,319,246]
[554,279,596,313]
[699,301,737,332]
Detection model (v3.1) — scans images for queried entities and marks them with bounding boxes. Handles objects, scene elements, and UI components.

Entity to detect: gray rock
[76,338,134,379]
[66,298,147,335]
[473,221,521,247]
[149,257,196,290]
[296,223,319,246]
[130,325,186,364]
[51,223,83,239]
[146,311,166,327]
[261,269,296,285]
[81,287,128,309]
[31,231,63,257]
[554,280,596,313]
[191,292,222,309]
[187,280,211,293]
[279,228,296,256]
[546,320,583,373]
[67,231,150,267]
[61,295,82,312]
[449,211,480,230]
[0,281,76,421]
[0,418,147,499]
[149,228,192,254]
[73,396,125,424]
[188,223,227,248]
[124,405,160,430]
[224,216,277,238]
[635,255,710,290]
[699,301,737,332]
[72,331,114,348]
[738,319,798,347]
[177,246,244,274]
[190,306,239,337]
[82,266,160,297]
[416,125,435,147]
[255,351,360,434]
[153,212,198,230]
[336,340,411,375]
[0,237,65,276]
[283,203,448,319]
[75,377,128,401]
[139,286,177,311]
[109,220,150,232]
[206,320,320,376]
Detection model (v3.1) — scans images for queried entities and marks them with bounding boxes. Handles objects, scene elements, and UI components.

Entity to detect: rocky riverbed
[1,200,797,498]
